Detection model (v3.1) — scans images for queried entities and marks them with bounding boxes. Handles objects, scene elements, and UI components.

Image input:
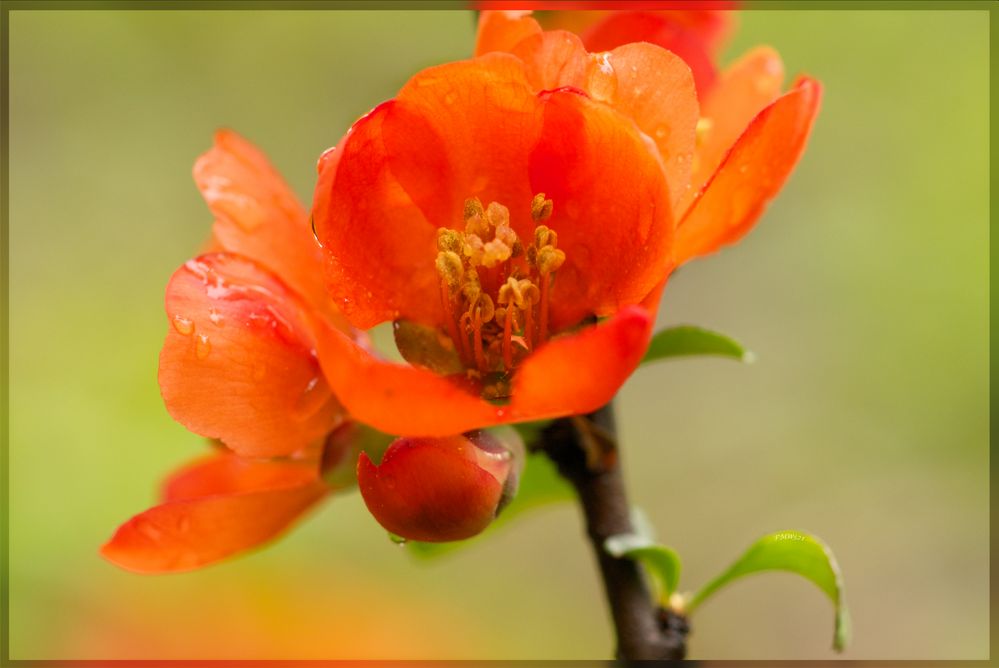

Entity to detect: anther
[437,228,463,254]
[486,201,510,228]
[537,246,566,275]
[464,197,485,221]
[534,225,558,249]
[531,193,554,222]
[435,251,464,289]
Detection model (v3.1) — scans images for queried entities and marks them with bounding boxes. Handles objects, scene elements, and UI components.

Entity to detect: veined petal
[313,315,502,437]
[101,453,327,573]
[475,9,543,57]
[676,77,822,264]
[510,306,653,418]
[682,46,785,215]
[194,130,333,318]
[529,89,674,329]
[159,253,344,457]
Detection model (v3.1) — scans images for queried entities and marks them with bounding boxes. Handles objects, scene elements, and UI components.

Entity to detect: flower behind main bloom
[311,12,820,439]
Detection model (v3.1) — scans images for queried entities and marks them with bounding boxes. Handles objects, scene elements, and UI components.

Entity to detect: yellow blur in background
[7,8,989,660]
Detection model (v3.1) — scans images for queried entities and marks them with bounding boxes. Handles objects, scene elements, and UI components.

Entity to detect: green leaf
[405,451,573,559]
[604,534,682,603]
[687,530,851,652]
[641,325,753,365]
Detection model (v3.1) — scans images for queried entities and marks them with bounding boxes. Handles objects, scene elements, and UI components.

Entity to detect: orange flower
[103,132,533,567]
[311,12,820,438]
[103,132,357,571]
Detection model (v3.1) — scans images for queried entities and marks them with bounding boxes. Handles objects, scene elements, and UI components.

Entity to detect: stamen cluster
[435,193,566,395]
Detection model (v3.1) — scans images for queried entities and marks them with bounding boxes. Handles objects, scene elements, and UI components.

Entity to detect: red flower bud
[357,428,524,542]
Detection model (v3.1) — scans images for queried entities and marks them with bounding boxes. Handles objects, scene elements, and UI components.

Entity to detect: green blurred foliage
[8,8,988,660]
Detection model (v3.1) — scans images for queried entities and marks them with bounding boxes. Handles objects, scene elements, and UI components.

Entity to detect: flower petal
[194,130,332,317]
[159,253,344,457]
[584,42,699,209]
[101,456,327,573]
[313,315,502,437]
[509,305,653,418]
[580,11,720,95]
[510,29,589,91]
[475,9,543,57]
[162,450,319,502]
[529,89,674,329]
[675,76,822,264]
[682,46,785,215]
[357,436,503,542]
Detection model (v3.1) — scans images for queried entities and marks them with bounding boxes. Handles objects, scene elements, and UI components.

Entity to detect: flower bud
[357,427,524,542]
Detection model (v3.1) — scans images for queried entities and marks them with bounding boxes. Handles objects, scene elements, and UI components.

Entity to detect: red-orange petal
[313,315,502,437]
[313,55,540,330]
[510,29,589,91]
[102,452,326,573]
[194,130,332,318]
[357,436,503,542]
[529,89,674,329]
[475,10,543,57]
[580,11,719,96]
[675,76,822,264]
[682,46,785,215]
[162,450,320,502]
[159,253,344,457]
[583,42,698,209]
[509,306,653,419]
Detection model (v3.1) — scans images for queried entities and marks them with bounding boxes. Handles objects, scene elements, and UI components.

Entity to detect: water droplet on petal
[208,308,225,327]
[654,125,670,141]
[195,334,212,360]
[172,315,195,336]
[589,53,617,102]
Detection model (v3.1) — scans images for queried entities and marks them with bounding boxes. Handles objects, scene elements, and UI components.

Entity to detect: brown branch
[540,403,689,660]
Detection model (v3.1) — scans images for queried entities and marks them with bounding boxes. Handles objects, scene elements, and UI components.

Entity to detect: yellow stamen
[427,193,566,384]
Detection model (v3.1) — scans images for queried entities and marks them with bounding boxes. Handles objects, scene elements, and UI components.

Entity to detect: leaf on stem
[605,533,682,603]
[686,530,850,652]
[641,325,753,365]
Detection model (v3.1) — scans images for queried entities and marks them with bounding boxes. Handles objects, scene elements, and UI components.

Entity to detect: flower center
[434,193,566,398]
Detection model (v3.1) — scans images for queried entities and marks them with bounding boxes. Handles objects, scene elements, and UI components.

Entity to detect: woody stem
[539,403,689,660]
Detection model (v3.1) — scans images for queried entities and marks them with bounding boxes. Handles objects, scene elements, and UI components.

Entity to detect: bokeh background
[7,7,989,660]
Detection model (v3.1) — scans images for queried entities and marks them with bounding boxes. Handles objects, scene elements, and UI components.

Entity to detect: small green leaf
[687,530,850,652]
[605,534,682,603]
[641,325,753,365]
[406,451,573,559]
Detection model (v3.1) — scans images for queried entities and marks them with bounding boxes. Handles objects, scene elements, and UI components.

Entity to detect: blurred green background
[7,7,988,660]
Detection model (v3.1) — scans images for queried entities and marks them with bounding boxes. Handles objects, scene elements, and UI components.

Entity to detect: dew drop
[195,334,212,360]
[589,53,617,102]
[208,308,225,327]
[654,125,670,141]
[172,315,195,336]
[389,532,408,546]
